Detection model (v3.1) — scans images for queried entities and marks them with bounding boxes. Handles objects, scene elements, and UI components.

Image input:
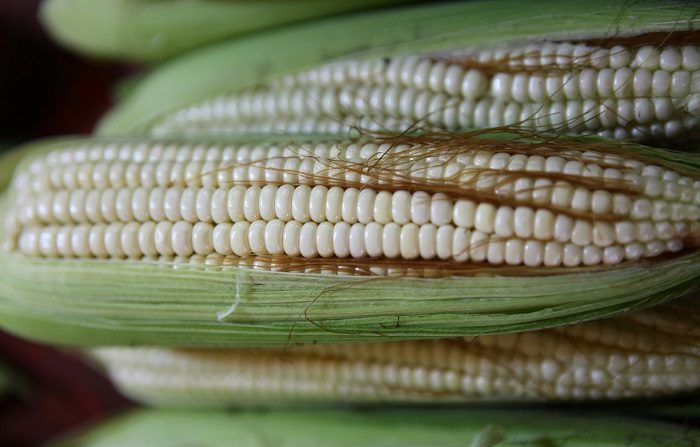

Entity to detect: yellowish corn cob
[0,132,698,347]
[150,42,700,145]
[91,294,700,406]
[5,134,700,269]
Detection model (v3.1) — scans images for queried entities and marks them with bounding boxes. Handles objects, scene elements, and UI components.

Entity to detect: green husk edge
[40,0,417,62]
[96,0,700,136]
[0,133,698,347]
[51,408,700,447]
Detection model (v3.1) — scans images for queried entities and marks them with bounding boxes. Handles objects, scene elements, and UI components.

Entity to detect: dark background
[0,0,127,139]
[1,2,132,445]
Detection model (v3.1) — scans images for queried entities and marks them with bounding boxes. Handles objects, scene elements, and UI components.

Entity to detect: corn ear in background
[50,408,700,447]
[40,0,418,61]
[148,40,700,145]
[91,294,700,407]
[94,0,700,145]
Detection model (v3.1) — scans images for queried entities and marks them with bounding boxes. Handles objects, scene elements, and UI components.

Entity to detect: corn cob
[52,408,700,447]
[40,0,417,61]
[0,132,697,347]
[149,41,700,145]
[96,0,700,146]
[6,133,699,266]
[91,294,700,406]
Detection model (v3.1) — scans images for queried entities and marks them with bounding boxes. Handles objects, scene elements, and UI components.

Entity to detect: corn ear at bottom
[0,132,699,347]
[40,0,417,61]
[51,408,700,447]
[96,0,700,146]
[91,295,700,407]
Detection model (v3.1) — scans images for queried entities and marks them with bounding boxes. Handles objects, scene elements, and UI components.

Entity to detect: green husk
[40,0,417,61]
[0,253,697,347]
[51,408,700,447]
[0,133,698,348]
[87,294,700,407]
[95,0,700,135]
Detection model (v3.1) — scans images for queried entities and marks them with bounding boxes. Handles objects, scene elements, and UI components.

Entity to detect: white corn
[5,137,699,272]
[149,43,700,144]
[91,294,700,406]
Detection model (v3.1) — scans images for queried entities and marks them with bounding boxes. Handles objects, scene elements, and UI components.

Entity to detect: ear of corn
[19,0,700,436]
[91,294,700,406]
[40,0,417,61]
[148,41,700,145]
[51,408,700,447]
[0,131,698,347]
[94,0,700,145]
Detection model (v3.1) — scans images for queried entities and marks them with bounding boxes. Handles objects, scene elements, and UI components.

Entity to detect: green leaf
[51,408,700,447]
[41,0,418,61]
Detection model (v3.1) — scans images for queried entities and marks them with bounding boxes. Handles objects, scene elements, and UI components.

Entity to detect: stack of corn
[3,0,700,444]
